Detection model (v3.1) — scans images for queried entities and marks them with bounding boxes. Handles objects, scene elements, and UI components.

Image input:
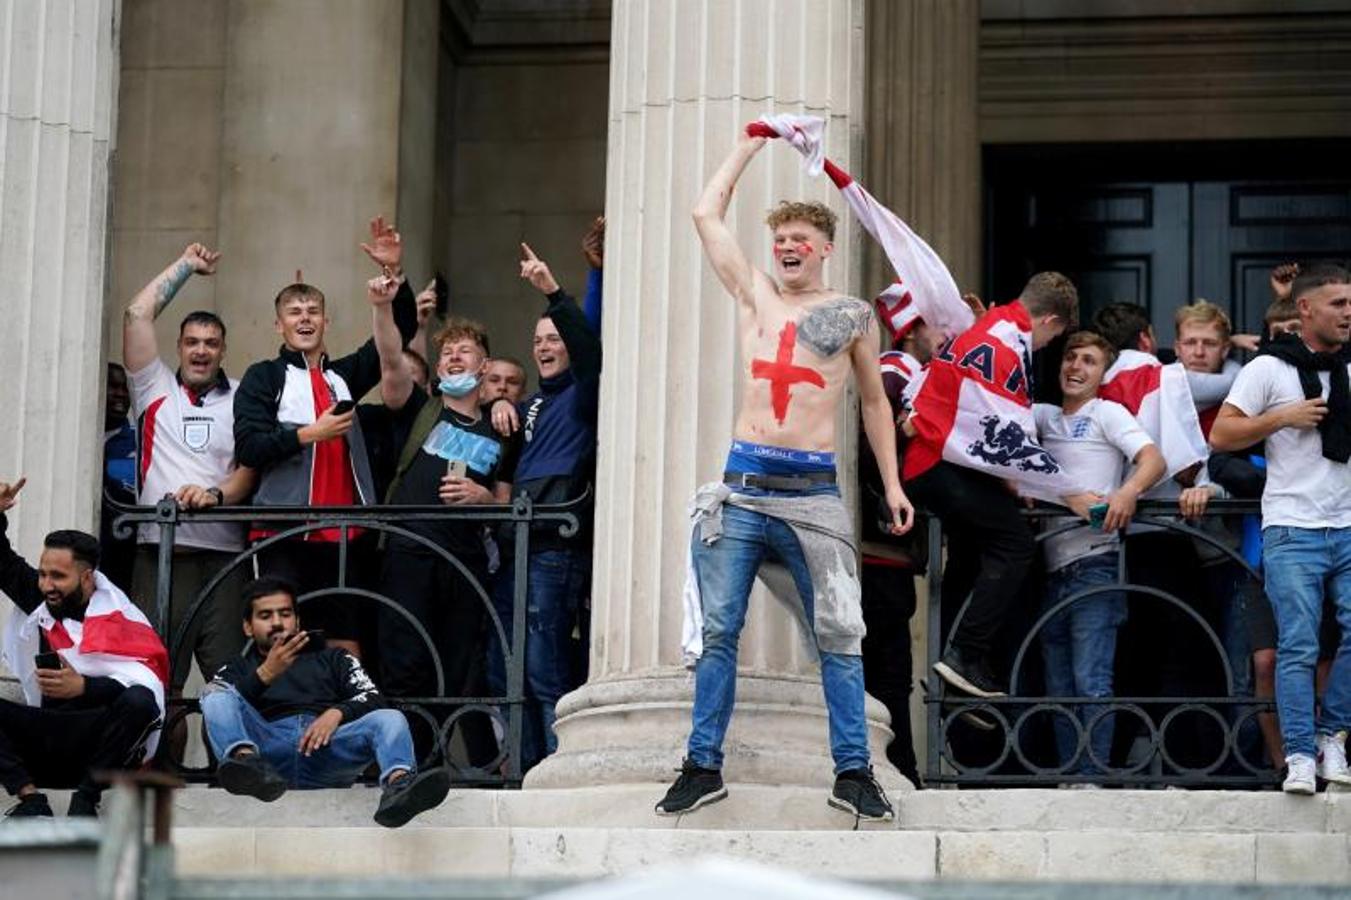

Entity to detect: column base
[523,671,912,790]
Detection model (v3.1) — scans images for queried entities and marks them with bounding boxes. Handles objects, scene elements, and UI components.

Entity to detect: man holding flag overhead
[753,115,1098,703]
[0,477,168,818]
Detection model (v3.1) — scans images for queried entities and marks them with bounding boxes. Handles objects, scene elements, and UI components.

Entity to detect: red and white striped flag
[1098,349,1208,480]
[3,571,169,758]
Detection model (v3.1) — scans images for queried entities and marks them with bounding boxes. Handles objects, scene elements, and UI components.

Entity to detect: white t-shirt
[1224,354,1351,530]
[1034,398,1154,572]
[128,358,245,551]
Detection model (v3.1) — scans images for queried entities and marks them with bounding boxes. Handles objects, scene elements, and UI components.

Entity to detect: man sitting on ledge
[201,576,450,828]
[0,478,167,819]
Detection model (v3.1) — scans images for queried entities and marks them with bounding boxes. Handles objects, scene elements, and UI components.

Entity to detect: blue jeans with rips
[1039,553,1128,775]
[488,547,590,771]
[201,685,415,787]
[1262,525,1351,758]
[687,488,870,774]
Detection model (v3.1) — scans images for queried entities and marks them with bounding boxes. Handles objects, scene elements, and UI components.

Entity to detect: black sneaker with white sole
[933,647,1006,698]
[374,768,451,828]
[829,767,895,822]
[217,754,288,802]
[655,759,727,815]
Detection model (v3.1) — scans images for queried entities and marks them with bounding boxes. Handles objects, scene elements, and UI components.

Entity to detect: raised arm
[369,273,413,410]
[692,131,768,307]
[123,244,220,374]
[0,480,43,616]
[851,324,914,535]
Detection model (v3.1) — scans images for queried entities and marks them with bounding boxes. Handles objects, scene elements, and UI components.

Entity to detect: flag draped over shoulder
[2,571,168,758]
[749,115,976,344]
[1098,349,1208,480]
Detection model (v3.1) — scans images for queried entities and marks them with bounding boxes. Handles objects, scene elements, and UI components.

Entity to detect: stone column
[862,0,980,293]
[527,0,904,790]
[0,0,120,557]
[862,0,980,776]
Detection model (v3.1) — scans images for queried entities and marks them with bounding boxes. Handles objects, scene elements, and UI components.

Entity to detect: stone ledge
[48,784,1349,834]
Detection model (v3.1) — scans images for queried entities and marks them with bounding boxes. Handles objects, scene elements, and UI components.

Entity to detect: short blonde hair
[433,317,490,355]
[1174,300,1232,341]
[1063,330,1118,370]
[765,201,837,242]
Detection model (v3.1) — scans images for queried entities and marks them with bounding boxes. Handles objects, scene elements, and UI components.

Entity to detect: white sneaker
[1316,731,1351,785]
[1284,753,1317,795]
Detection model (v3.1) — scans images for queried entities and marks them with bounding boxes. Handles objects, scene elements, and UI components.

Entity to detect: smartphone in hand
[446,459,467,479]
[34,651,62,670]
[300,629,327,652]
[1088,502,1109,531]
[331,400,356,415]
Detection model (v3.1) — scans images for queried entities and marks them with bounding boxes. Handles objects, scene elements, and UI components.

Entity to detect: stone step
[32,785,1350,884]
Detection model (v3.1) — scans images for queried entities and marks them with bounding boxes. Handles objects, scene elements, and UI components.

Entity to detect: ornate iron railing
[108,493,584,787]
[925,498,1280,787]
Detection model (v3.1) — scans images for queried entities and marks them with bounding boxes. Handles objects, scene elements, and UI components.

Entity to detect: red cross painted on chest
[751,321,826,424]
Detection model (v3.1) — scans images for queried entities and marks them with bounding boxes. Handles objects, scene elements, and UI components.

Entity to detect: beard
[253,627,289,652]
[45,586,86,618]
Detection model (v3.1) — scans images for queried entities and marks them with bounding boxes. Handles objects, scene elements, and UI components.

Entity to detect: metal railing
[108,492,584,787]
[925,498,1280,787]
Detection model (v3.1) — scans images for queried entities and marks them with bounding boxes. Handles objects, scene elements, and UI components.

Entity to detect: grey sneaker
[1316,731,1351,785]
[1284,753,1316,795]
[828,767,895,822]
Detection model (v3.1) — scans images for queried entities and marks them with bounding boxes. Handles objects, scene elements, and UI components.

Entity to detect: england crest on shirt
[183,419,211,452]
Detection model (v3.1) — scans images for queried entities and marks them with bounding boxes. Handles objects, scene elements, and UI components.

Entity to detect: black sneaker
[5,793,53,818]
[374,768,451,828]
[933,647,1006,698]
[654,759,727,815]
[921,677,998,732]
[218,754,288,802]
[67,790,100,818]
[829,767,895,822]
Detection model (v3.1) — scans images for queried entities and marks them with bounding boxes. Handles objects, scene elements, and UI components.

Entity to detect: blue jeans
[688,491,870,774]
[488,547,590,770]
[201,685,415,787]
[1039,553,1127,775]
[1262,525,1351,758]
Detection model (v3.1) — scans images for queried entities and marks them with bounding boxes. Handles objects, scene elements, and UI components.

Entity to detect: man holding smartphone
[233,217,416,660]
[369,271,519,761]
[201,577,449,827]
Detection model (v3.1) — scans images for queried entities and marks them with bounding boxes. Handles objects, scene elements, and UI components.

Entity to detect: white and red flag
[2,571,169,758]
[748,115,976,345]
[1098,349,1208,480]
[901,303,1083,497]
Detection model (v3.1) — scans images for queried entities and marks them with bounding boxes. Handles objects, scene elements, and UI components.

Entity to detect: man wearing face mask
[369,275,520,754]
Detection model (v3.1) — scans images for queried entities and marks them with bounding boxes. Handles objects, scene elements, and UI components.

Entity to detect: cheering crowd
[1,114,1349,826]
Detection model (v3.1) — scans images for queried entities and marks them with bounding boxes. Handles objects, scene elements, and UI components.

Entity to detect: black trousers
[378,543,496,767]
[905,462,1037,658]
[860,561,920,787]
[0,686,160,795]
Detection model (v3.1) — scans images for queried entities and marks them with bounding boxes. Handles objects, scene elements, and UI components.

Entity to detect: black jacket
[233,281,416,506]
[207,643,385,724]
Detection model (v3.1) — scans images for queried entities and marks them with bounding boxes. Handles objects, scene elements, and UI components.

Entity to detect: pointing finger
[520,242,539,262]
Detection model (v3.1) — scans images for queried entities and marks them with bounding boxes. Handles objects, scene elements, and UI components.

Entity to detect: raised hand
[581,216,606,269]
[415,279,437,326]
[359,215,403,275]
[519,243,560,295]
[1270,263,1299,302]
[257,631,309,684]
[962,293,987,318]
[182,243,221,276]
[0,477,26,513]
[366,273,400,307]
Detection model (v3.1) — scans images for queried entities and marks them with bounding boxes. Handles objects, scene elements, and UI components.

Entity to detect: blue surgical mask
[438,372,479,398]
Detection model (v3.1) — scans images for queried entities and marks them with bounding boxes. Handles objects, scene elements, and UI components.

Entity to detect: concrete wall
[441,56,608,389]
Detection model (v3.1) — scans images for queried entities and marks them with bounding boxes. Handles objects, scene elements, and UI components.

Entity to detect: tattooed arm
[123,243,221,374]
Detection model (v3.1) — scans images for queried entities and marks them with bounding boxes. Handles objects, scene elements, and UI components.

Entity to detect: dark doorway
[986,140,1351,373]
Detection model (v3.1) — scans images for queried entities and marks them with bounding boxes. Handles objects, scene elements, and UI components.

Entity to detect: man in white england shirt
[1033,331,1164,782]
[1211,262,1351,794]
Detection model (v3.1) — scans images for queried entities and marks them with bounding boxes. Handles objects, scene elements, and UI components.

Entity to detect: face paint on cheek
[795,242,814,257]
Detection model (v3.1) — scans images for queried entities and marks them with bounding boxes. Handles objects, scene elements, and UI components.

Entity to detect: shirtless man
[655,130,913,821]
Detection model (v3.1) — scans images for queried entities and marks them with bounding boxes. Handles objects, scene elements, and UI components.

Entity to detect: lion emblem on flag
[966,415,1060,474]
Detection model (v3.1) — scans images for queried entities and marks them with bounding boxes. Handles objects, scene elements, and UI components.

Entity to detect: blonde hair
[433,317,491,355]
[1174,299,1232,341]
[765,201,837,242]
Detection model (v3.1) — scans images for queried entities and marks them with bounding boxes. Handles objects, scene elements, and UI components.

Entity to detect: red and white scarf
[2,571,168,758]
[749,115,976,346]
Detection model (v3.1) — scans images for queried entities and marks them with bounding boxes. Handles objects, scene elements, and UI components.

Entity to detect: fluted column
[527,0,904,790]
[862,0,980,294]
[0,0,120,560]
